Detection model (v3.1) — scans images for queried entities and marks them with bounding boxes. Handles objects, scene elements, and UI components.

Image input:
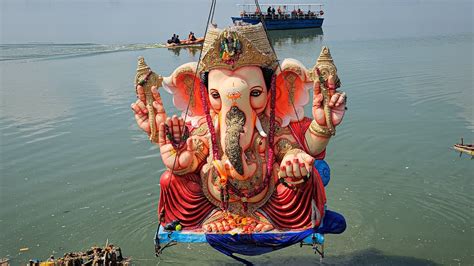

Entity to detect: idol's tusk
[225,160,246,180]
[255,116,267,138]
[214,115,219,130]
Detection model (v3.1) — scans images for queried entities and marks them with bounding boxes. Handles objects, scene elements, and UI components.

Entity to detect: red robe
[158,117,326,230]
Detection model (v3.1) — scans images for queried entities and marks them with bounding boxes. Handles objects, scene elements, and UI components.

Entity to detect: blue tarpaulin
[205,209,346,257]
[156,209,346,253]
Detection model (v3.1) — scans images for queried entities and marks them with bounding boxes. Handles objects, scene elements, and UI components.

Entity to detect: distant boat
[453,138,473,158]
[165,37,204,49]
[231,3,324,30]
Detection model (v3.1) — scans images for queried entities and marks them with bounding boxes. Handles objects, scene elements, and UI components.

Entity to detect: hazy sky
[1,0,472,44]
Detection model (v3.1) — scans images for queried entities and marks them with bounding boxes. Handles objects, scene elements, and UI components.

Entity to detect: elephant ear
[162,62,207,128]
[268,58,312,127]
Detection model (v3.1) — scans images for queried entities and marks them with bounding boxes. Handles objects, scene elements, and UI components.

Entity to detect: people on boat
[188,32,196,42]
[166,34,176,44]
[167,34,180,44]
[174,35,181,44]
[236,4,323,21]
[255,7,261,15]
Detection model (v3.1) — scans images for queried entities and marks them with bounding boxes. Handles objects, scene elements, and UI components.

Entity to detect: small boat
[231,3,324,30]
[165,38,204,49]
[453,138,473,158]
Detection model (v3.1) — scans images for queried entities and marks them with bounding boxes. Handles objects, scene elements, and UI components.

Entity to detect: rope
[254,0,312,159]
[156,0,217,249]
[168,0,316,208]
[254,1,318,225]
[210,0,217,24]
[169,0,217,174]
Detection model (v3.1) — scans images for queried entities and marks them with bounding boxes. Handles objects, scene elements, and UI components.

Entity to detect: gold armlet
[275,138,299,162]
[195,148,208,163]
[192,138,209,162]
[172,168,188,176]
[284,148,306,156]
[309,120,334,138]
[172,159,199,176]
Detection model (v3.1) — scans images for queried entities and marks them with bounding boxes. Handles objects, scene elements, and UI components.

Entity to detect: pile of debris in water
[28,244,130,266]
[0,258,10,266]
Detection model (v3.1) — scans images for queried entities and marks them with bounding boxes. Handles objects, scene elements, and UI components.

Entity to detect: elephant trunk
[224,106,246,176]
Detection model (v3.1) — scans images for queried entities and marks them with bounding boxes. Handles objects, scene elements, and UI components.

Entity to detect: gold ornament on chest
[201,130,274,214]
[275,138,300,162]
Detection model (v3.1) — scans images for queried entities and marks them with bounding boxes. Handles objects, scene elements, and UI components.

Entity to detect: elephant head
[162,24,315,183]
[163,59,313,180]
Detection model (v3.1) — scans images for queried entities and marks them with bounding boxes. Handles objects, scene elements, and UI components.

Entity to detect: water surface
[1,0,473,265]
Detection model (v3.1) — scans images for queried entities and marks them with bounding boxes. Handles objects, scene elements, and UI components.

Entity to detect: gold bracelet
[284,148,306,156]
[173,158,198,176]
[191,138,208,162]
[309,120,334,138]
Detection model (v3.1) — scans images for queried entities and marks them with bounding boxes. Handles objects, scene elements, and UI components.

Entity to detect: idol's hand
[131,85,166,136]
[312,75,346,127]
[157,116,209,174]
[278,149,314,183]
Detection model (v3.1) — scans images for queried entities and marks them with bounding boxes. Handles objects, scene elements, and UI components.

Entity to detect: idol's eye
[250,88,263,97]
[210,90,220,99]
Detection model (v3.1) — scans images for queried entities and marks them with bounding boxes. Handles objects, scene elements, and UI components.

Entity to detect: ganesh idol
[131,24,346,234]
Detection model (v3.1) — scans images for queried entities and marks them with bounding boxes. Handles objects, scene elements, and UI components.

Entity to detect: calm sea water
[1,0,473,265]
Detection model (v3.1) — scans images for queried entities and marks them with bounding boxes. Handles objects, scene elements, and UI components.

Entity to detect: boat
[453,138,473,158]
[231,3,324,30]
[165,37,204,48]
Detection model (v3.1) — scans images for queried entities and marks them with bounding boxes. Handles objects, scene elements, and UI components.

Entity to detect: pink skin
[208,66,268,179]
[312,75,346,127]
[279,75,346,182]
[254,224,264,232]
[278,153,314,181]
[210,223,217,232]
[131,85,209,174]
[131,85,157,134]
[222,220,231,231]
[131,86,168,135]
[204,212,275,233]
[132,64,345,181]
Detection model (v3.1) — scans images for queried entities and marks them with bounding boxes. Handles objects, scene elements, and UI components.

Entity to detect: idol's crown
[199,23,278,72]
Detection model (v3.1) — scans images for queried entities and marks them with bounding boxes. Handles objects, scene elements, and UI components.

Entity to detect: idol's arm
[304,76,346,156]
